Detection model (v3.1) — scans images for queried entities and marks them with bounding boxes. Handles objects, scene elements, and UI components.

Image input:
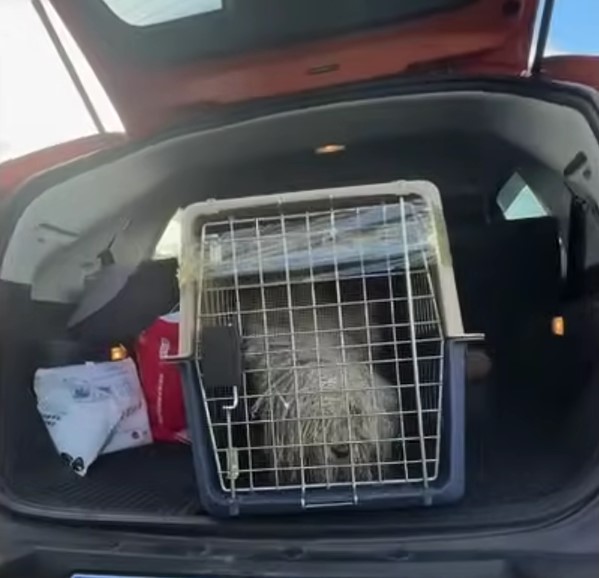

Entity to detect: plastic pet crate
[176,180,478,517]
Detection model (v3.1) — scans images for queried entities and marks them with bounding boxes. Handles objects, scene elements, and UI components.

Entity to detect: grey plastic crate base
[179,340,466,517]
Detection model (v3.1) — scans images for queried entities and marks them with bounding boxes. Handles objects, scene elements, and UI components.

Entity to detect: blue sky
[549,0,599,55]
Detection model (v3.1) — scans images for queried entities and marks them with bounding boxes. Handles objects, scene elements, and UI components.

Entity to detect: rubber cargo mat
[11,443,199,516]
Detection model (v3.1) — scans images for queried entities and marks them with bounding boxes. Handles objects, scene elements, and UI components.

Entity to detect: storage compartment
[1,88,599,532]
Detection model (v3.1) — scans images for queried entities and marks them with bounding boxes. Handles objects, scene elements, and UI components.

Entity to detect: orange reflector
[110,345,128,361]
[552,316,565,336]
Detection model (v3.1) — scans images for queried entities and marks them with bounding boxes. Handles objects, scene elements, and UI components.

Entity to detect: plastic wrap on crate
[176,180,476,517]
[179,195,438,287]
[206,203,435,280]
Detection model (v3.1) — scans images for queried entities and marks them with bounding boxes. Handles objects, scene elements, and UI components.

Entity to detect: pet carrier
[176,180,478,517]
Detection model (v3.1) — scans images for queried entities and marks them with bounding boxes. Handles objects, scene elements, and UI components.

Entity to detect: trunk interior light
[315,144,346,155]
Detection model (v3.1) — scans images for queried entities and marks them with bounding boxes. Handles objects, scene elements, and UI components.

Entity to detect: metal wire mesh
[194,198,445,502]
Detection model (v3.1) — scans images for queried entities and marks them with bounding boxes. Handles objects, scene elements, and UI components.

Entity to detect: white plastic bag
[34,358,152,476]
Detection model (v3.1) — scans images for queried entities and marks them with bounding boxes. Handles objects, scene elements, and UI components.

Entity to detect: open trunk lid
[46,0,540,135]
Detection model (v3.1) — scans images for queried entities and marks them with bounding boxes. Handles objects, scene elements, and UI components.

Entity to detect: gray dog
[241,282,399,486]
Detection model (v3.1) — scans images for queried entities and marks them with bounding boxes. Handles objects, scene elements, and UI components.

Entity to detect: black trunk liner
[0,349,202,517]
[1,374,585,518]
[12,444,199,515]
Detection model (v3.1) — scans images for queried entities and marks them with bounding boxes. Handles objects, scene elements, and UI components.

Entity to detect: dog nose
[331,443,350,458]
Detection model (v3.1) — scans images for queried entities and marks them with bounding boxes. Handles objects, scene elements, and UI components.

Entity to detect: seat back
[449,217,562,347]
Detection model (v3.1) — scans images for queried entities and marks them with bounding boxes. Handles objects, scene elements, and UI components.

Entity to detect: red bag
[135,313,189,443]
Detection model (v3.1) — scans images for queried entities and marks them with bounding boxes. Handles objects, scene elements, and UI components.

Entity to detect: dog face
[251,362,398,485]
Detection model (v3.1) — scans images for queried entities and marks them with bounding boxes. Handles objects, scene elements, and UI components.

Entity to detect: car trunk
[1,84,599,534]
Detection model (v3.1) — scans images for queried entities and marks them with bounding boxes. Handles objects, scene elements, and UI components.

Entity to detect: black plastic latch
[200,325,243,390]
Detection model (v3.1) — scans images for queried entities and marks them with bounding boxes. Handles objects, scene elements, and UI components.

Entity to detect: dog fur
[241,282,398,485]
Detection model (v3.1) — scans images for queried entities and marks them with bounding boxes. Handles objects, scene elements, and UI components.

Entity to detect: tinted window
[497,173,550,221]
[103,0,223,26]
[154,209,182,260]
[95,0,472,62]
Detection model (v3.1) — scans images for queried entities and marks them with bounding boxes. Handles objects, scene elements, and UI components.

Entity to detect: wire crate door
[193,195,446,506]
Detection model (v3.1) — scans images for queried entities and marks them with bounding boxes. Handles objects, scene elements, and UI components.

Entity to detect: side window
[154,209,182,260]
[496,172,549,221]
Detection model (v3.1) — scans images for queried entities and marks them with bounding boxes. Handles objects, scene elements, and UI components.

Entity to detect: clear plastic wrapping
[187,196,436,286]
